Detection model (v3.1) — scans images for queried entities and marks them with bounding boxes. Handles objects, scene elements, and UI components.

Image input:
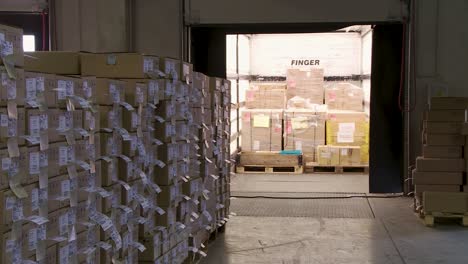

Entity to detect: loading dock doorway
[191,23,404,194]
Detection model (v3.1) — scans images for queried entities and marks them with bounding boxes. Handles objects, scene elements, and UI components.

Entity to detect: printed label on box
[338,123,355,133]
[337,131,354,143]
[253,114,270,128]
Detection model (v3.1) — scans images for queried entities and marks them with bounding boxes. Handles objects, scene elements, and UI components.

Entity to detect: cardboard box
[286,68,324,104]
[0,107,25,146]
[24,51,80,74]
[0,182,38,232]
[98,105,122,130]
[339,146,361,166]
[101,184,121,212]
[464,186,468,193]
[139,232,163,261]
[83,110,100,131]
[80,53,160,78]
[181,62,193,83]
[424,134,465,146]
[241,109,283,151]
[423,192,468,213]
[95,78,126,105]
[154,121,176,143]
[122,79,148,107]
[0,24,24,67]
[245,83,286,109]
[415,184,461,195]
[413,170,463,185]
[54,75,84,108]
[24,71,56,108]
[416,157,465,172]
[157,184,182,207]
[160,58,181,80]
[424,121,461,134]
[430,97,468,110]
[0,66,25,106]
[423,145,462,158]
[284,109,326,153]
[48,174,72,212]
[426,110,466,122]
[325,83,364,111]
[153,161,179,186]
[156,206,177,228]
[316,145,340,166]
[47,109,84,143]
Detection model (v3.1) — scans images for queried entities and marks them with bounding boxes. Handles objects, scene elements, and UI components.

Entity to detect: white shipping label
[83,80,92,98]
[5,196,15,210]
[57,80,67,100]
[5,77,16,99]
[295,141,303,151]
[61,180,71,197]
[29,115,40,136]
[26,78,37,100]
[59,146,68,166]
[338,123,356,133]
[2,157,11,171]
[341,149,348,156]
[109,83,120,103]
[28,228,38,251]
[36,77,45,92]
[7,118,17,137]
[40,151,48,167]
[29,152,40,175]
[136,86,144,103]
[131,112,139,128]
[40,114,48,129]
[59,213,69,235]
[31,188,39,211]
[12,199,24,221]
[144,58,154,73]
[337,131,354,143]
[60,244,69,264]
[0,114,8,127]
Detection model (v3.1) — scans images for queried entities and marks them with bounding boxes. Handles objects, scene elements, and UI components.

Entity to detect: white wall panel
[226,35,237,76]
[249,33,362,77]
[238,35,251,75]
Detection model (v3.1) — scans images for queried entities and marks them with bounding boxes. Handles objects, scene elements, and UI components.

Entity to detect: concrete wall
[133,0,181,58]
[189,0,403,24]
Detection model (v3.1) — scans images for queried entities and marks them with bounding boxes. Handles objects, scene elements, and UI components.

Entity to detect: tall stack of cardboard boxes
[0,23,230,264]
[413,97,468,219]
[240,67,368,168]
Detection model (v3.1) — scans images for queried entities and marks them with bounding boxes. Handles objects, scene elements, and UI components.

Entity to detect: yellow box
[317,145,340,166]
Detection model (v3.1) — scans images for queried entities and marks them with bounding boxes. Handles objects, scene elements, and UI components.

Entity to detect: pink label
[286,121,292,134]
[243,112,251,122]
[329,114,336,120]
[288,80,296,89]
[274,127,281,133]
[246,90,254,101]
[328,92,337,101]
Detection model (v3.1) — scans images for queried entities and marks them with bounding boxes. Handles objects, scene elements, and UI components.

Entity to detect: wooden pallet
[422,212,468,227]
[236,151,303,174]
[236,165,304,174]
[305,164,369,174]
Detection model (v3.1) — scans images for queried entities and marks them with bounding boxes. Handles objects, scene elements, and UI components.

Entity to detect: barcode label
[29,115,40,136]
[0,114,8,127]
[29,152,40,174]
[59,146,68,166]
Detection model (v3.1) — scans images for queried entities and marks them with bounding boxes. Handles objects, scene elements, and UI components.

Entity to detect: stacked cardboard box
[316,145,361,166]
[0,24,230,263]
[245,83,286,109]
[325,83,364,111]
[326,111,369,164]
[286,68,324,105]
[284,109,326,162]
[241,109,283,152]
[413,97,468,213]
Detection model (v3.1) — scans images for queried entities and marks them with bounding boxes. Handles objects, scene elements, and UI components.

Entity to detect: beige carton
[95,78,126,105]
[316,145,340,166]
[423,145,462,158]
[245,83,286,109]
[25,51,80,75]
[122,79,148,107]
[0,66,25,106]
[430,97,468,110]
[286,68,324,104]
[426,110,466,122]
[0,107,25,146]
[81,53,160,78]
[339,146,361,166]
[416,157,465,172]
[424,134,465,146]
[424,121,461,134]
[241,109,283,152]
[423,192,468,213]
[284,109,326,155]
[325,83,364,111]
[413,170,463,185]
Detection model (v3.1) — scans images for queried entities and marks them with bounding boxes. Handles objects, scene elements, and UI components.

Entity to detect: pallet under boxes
[236,151,304,173]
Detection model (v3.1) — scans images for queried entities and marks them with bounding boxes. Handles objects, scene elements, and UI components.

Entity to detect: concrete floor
[200,174,468,264]
[231,173,369,193]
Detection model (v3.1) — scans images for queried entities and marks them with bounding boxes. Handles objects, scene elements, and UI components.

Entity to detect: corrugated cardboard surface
[316,145,340,166]
[430,97,468,110]
[325,83,364,111]
[424,134,465,146]
[80,53,160,78]
[423,192,468,213]
[284,109,325,155]
[416,157,465,172]
[286,68,324,104]
[326,111,369,164]
[426,110,467,122]
[422,145,462,158]
[241,109,282,151]
[25,51,80,75]
[413,170,463,185]
[245,83,286,109]
[0,66,25,106]
[424,121,461,134]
